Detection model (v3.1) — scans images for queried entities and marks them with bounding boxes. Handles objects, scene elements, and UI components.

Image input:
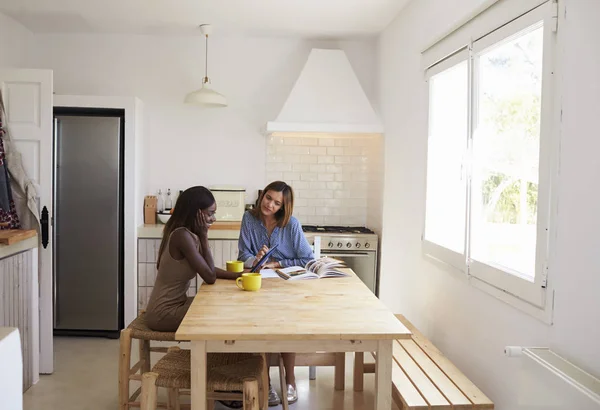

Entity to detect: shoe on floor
[287,384,298,404]
[268,384,280,407]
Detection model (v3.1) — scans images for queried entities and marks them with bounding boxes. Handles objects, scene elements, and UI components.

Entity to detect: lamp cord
[204,34,209,83]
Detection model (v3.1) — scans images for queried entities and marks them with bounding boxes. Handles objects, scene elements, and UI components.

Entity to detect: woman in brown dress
[145,186,240,332]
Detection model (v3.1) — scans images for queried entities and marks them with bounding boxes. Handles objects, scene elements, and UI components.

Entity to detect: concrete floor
[24,337,393,410]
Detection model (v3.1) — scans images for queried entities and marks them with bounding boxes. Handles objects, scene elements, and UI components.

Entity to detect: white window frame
[421,0,559,323]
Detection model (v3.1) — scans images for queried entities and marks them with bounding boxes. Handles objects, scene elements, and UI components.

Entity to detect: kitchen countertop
[138,224,240,239]
[0,235,38,260]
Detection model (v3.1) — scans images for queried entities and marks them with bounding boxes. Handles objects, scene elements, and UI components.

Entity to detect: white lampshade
[184,84,227,107]
[185,24,227,107]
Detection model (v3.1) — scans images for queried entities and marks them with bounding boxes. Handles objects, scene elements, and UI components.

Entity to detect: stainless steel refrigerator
[53,108,124,338]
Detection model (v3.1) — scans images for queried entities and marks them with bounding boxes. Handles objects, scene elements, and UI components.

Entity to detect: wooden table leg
[374,340,392,410]
[191,341,207,410]
[353,352,364,392]
[334,353,345,391]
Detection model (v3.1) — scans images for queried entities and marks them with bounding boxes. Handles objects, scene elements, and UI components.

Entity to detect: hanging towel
[0,121,20,229]
[0,91,40,232]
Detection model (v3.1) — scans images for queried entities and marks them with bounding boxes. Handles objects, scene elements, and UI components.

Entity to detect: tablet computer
[250,244,279,273]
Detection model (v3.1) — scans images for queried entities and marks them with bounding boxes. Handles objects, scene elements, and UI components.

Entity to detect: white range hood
[266,48,383,135]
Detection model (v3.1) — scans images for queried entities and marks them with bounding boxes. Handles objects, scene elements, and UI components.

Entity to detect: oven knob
[337,242,343,248]
[356,243,361,248]
[328,242,333,248]
[346,243,352,248]
[365,243,371,249]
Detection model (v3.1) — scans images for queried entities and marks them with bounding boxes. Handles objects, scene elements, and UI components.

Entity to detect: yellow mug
[226,260,244,273]
[236,273,262,291]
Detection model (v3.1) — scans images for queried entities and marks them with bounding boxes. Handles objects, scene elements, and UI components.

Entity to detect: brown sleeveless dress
[145,227,203,332]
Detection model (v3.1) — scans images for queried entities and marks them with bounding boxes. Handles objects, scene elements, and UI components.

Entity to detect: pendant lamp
[184,24,227,107]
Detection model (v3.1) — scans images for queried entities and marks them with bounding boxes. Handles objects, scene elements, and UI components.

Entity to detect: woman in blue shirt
[238,181,314,406]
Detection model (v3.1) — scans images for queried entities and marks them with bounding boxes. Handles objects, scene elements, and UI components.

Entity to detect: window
[423,1,557,310]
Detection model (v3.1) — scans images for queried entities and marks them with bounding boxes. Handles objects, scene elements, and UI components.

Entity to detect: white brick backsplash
[295,198,308,207]
[310,181,327,190]
[300,156,318,164]
[334,138,352,147]
[318,138,335,147]
[318,156,335,164]
[267,135,382,227]
[335,173,351,182]
[291,181,310,190]
[309,147,327,155]
[266,172,284,181]
[343,147,363,155]
[292,163,311,172]
[283,155,302,164]
[296,206,316,216]
[334,190,351,199]
[266,163,292,172]
[309,199,327,207]
[353,173,369,182]
[318,173,335,182]
[283,137,302,145]
[283,172,300,180]
[316,190,334,199]
[351,138,369,147]
[307,215,325,224]
[326,165,343,174]
[267,154,284,163]
[310,164,328,173]
[300,173,318,181]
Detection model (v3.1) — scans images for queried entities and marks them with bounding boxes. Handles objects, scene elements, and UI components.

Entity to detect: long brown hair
[157,186,215,268]
[251,181,294,228]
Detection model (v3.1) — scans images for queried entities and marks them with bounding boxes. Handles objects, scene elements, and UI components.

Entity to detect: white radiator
[507,346,600,410]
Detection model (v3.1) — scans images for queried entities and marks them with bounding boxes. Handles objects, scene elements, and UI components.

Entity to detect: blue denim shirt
[237,211,314,268]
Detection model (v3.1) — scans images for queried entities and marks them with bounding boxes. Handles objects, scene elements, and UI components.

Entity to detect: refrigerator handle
[41,206,49,248]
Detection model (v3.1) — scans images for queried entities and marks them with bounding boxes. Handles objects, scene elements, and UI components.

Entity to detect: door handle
[41,206,49,248]
[321,253,371,258]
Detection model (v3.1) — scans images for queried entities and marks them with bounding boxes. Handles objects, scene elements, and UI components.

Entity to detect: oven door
[321,251,377,295]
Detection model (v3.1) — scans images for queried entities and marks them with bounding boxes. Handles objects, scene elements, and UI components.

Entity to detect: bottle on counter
[157,189,164,213]
[165,189,173,211]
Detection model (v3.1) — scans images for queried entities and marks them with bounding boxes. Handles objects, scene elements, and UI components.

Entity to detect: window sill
[422,245,554,325]
[469,276,554,324]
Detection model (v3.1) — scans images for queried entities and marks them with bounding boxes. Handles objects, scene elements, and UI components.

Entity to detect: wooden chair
[140,346,267,410]
[119,312,179,409]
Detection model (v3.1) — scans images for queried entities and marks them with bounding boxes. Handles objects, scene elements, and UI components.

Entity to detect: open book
[276,257,349,280]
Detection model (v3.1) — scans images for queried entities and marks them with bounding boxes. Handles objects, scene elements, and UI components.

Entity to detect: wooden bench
[353,314,494,409]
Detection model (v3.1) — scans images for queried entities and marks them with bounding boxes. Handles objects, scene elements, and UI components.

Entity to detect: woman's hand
[197,211,211,238]
[262,261,281,269]
[253,245,269,266]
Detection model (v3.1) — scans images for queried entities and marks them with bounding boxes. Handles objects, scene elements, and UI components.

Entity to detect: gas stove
[302,225,378,251]
[301,225,379,295]
[302,225,375,235]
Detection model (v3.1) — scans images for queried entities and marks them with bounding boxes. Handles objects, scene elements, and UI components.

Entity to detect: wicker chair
[140,346,267,410]
[119,312,180,409]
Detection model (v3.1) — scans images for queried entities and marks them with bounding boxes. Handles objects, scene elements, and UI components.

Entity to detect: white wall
[0,12,33,68]
[378,1,600,409]
[29,33,377,206]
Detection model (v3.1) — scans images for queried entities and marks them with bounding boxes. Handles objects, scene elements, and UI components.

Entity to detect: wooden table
[176,269,411,410]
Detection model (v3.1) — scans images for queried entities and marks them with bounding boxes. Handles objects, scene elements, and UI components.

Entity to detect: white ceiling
[0,0,411,37]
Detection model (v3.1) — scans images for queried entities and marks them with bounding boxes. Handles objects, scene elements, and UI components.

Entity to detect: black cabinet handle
[41,206,49,248]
